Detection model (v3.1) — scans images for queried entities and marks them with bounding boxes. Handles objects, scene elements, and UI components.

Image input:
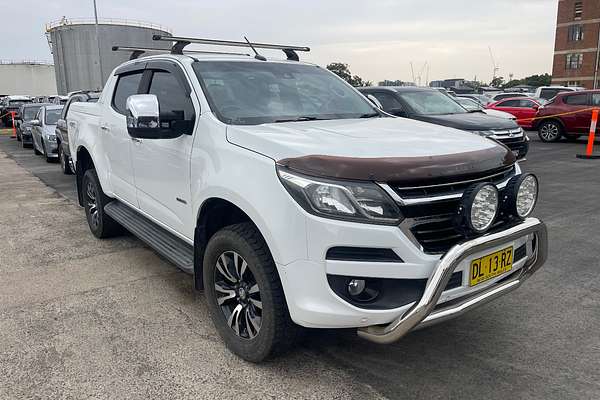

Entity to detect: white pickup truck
[68,36,547,362]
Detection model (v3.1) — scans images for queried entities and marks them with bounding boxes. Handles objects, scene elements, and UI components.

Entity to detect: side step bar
[104,201,194,274]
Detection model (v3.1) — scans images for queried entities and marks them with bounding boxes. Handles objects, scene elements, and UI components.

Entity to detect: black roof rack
[111,45,251,60]
[152,34,310,61]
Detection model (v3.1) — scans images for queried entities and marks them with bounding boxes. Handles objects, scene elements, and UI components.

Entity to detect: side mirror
[366,94,383,110]
[532,104,539,111]
[57,119,67,130]
[126,94,183,139]
[30,119,41,126]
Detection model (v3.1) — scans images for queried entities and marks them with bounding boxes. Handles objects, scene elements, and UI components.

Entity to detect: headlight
[46,135,57,142]
[455,183,499,235]
[277,168,402,225]
[504,173,538,219]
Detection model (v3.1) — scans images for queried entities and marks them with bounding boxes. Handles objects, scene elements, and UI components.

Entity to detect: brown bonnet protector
[277,146,516,184]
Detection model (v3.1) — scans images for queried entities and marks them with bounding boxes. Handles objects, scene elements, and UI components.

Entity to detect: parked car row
[0,95,71,128]
[11,91,100,168]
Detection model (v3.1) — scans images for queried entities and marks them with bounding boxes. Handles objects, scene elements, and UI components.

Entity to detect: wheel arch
[75,146,96,206]
[193,197,276,290]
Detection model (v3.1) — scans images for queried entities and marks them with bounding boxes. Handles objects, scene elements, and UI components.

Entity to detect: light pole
[93,0,103,90]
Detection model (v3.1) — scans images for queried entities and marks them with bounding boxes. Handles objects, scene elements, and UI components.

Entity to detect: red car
[486,97,542,129]
[533,90,600,142]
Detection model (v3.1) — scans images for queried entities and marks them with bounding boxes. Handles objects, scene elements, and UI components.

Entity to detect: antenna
[410,62,416,85]
[244,36,267,61]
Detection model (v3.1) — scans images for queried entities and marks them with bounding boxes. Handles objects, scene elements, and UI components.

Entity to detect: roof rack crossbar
[112,45,251,59]
[153,34,310,61]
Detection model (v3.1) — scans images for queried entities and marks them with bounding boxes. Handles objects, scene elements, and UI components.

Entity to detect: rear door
[562,93,591,132]
[101,68,145,207]
[130,60,197,238]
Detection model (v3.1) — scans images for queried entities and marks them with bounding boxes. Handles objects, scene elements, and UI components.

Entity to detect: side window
[564,94,588,105]
[498,100,520,107]
[112,72,144,114]
[148,70,195,131]
[519,100,535,108]
[371,92,403,112]
[540,89,560,99]
[592,93,600,106]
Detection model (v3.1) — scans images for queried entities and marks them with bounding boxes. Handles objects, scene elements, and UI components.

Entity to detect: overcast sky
[3,0,557,84]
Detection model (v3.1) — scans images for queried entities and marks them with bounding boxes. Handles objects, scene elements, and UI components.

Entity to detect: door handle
[100,125,110,132]
[131,137,142,143]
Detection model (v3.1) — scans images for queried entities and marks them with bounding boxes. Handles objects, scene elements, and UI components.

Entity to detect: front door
[100,71,145,207]
[130,61,197,239]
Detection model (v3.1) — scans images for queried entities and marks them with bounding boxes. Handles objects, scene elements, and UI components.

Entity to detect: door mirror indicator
[126,94,182,139]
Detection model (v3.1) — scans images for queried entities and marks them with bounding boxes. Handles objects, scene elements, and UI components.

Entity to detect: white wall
[0,64,57,96]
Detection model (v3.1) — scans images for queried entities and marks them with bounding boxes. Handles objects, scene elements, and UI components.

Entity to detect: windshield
[45,109,62,125]
[192,61,376,125]
[398,90,467,115]
[456,98,481,111]
[23,106,41,121]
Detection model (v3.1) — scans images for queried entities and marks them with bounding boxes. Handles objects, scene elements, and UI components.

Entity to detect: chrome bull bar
[357,217,548,344]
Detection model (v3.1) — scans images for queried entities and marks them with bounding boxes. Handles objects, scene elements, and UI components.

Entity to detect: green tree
[490,76,505,88]
[326,62,372,87]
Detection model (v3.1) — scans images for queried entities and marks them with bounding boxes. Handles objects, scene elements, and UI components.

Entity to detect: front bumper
[357,217,547,344]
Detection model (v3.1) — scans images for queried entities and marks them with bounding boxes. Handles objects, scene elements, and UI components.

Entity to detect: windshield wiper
[273,116,320,123]
[359,112,380,118]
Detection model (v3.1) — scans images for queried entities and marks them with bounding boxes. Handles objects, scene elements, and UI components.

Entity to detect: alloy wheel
[540,123,560,141]
[214,251,262,339]
[86,181,100,230]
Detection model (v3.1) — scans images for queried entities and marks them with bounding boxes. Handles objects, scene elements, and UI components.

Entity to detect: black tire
[538,120,563,142]
[33,143,42,155]
[59,146,72,175]
[203,222,301,362]
[82,169,122,238]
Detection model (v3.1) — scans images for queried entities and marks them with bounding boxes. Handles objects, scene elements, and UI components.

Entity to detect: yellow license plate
[469,246,513,287]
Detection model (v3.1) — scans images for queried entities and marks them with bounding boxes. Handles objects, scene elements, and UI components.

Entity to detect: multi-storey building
[551,0,600,89]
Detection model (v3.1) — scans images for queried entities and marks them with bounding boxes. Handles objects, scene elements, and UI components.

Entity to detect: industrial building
[45,18,172,94]
[551,0,600,89]
[0,61,57,96]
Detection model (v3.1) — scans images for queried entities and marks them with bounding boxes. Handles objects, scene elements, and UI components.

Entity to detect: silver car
[31,105,64,162]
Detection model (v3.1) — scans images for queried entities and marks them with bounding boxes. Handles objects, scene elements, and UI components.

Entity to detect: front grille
[390,166,518,254]
[390,165,515,200]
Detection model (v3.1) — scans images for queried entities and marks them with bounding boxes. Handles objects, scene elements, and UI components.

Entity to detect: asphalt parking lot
[0,132,599,400]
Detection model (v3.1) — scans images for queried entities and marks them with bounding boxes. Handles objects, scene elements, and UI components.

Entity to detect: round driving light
[456,183,499,235]
[504,173,539,219]
[347,279,366,297]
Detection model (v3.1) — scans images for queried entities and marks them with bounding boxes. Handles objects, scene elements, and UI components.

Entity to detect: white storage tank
[0,61,57,96]
[46,18,172,94]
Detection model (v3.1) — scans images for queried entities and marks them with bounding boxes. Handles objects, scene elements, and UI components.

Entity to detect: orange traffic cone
[577,109,600,159]
[10,112,16,138]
